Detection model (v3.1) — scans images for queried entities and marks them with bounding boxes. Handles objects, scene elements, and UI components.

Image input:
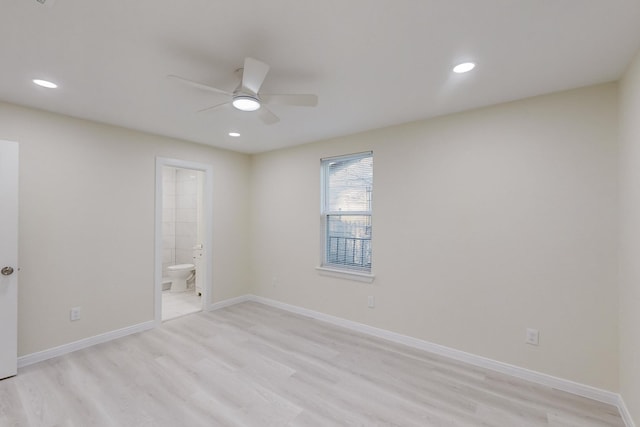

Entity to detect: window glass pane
[326,215,371,269]
[327,156,372,212]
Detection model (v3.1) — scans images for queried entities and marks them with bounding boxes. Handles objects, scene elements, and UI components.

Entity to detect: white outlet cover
[526,328,539,345]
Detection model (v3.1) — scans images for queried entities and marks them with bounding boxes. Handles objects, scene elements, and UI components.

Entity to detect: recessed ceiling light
[232,95,260,112]
[228,132,241,137]
[32,79,58,89]
[453,62,476,74]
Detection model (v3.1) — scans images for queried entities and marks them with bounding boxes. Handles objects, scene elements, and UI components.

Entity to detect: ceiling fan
[169,57,318,125]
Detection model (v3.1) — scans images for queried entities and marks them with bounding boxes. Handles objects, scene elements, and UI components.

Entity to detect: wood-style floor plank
[0,302,625,426]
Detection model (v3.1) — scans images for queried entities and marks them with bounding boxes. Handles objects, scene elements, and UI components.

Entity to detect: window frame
[318,151,374,281]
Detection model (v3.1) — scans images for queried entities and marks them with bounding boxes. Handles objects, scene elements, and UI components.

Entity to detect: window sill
[315,266,375,283]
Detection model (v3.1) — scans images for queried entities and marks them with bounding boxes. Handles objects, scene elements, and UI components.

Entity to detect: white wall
[0,79,626,401]
[619,48,640,424]
[0,101,252,356]
[250,84,619,390]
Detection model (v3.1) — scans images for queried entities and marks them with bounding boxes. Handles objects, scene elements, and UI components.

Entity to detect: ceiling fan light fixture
[232,95,261,112]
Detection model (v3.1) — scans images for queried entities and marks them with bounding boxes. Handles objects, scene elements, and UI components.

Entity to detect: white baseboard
[618,395,637,427]
[17,295,249,369]
[18,320,155,368]
[18,295,249,368]
[207,294,251,311]
[247,294,632,424]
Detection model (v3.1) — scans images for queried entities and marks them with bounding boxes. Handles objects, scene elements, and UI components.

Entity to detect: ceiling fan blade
[261,93,318,107]
[168,75,232,96]
[258,106,279,125]
[241,57,270,95]
[197,101,230,113]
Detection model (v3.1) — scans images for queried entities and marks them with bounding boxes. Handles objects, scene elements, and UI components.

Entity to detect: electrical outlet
[526,328,539,346]
[367,296,375,308]
[70,306,81,321]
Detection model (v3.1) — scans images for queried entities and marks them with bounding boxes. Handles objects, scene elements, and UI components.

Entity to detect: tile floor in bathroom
[162,288,202,320]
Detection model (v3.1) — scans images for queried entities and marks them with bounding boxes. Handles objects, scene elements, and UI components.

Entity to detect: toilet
[167,263,195,292]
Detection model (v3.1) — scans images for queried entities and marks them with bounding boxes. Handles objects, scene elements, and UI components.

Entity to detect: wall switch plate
[526,328,539,345]
[70,306,81,321]
[367,296,375,308]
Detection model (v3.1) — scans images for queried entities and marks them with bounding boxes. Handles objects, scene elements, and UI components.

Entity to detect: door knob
[1,266,14,276]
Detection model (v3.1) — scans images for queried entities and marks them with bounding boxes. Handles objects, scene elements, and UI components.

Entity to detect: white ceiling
[2,0,640,154]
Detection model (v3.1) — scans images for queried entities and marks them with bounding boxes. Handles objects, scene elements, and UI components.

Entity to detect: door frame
[154,157,213,325]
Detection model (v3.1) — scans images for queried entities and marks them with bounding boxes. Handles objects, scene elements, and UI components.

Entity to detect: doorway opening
[155,158,213,324]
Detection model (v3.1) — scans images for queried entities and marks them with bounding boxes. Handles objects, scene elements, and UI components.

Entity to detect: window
[321,152,373,274]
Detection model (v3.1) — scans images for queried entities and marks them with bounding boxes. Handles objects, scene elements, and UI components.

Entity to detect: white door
[0,140,18,380]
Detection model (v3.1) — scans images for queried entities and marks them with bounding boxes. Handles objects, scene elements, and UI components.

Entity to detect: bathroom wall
[162,166,176,276]
[162,166,202,278]
[175,168,201,265]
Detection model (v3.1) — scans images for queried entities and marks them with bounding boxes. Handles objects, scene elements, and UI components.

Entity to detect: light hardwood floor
[0,302,624,426]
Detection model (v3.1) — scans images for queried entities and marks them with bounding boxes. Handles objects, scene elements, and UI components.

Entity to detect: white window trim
[319,151,373,279]
[315,266,375,283]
